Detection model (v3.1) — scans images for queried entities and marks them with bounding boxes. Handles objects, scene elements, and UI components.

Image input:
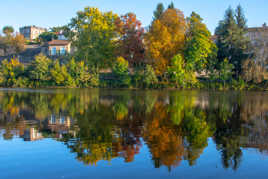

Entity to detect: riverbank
[1,80,268,91]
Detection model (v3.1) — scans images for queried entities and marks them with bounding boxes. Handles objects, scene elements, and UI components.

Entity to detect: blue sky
[1,0,267,34]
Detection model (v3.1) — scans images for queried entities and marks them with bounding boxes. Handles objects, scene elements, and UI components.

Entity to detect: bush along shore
[0,4,267,90]
[0,54,267,90]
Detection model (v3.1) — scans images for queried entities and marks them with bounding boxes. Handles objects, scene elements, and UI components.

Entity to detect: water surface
[1,89,268,179]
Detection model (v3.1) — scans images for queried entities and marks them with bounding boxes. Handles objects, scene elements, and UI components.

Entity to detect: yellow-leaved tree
[69,7,119,70]
[145,8,186,76]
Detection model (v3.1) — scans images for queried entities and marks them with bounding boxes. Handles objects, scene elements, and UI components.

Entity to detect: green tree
[69,7,118,69]
[39,32,57,42]
[50,60,70,86]
[66,58,98,87]
[29,54,52,86]
[133,65,158,88]
[215,6,250,78]
[168,2,175,9]
[184,12,217,72]
[182,109,211,165]
[219,59,234,83]
[235,4,247,29]
[168,54,197,88]
[142,65,158,88]
[0,58,26,87]
[153,3,165,20]
[112,57,131,87]
[210,59,234,88]
[3,26,14,36]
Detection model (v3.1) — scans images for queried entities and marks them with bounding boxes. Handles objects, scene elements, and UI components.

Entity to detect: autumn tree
[145,8,186,76]
[115,13,145,67]
[10,34,25,54]
[184,12,217,72]
[68,7,118,69]
[143,102,185,169]
[0,31,25,56]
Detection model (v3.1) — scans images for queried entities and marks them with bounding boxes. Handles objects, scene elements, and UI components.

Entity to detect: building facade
[42,39,72,56]
[246,23,268,65]
[19,26,47,40]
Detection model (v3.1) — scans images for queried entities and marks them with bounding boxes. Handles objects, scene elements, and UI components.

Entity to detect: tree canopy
[145,8,186,75]
[3,26,14,36]
[69,7,118,69]
[115,13,145,67]
[153,3,165,20]
[184,12,217,72]
[215,5,251,78]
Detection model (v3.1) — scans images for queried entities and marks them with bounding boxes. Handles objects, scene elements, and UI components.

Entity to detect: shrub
[66,58,99,88]
[132,65,158,88]
[112,57,131,87]
[168,54,197,88]
[29,54,52,87]
[50,61,70,86]
[0,58,25,87]
[142,65,158,88]
[231,78,247,90]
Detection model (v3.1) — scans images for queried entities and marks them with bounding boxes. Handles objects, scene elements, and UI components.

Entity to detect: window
[60,47,66,55]
[60,116,65,124]
[50,115,56,124]
[51,47,56,56]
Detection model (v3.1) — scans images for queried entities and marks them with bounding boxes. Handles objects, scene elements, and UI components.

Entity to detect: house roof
[47,40,70,46]
[247,23,268,32]
[247,27,268,32]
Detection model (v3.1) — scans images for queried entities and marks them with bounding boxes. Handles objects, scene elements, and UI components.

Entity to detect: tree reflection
[0,90,268,170]
[143,102,185,169]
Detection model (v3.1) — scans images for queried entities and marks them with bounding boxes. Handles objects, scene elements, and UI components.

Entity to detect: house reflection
[21,127,43,141]
[47,115,75,139]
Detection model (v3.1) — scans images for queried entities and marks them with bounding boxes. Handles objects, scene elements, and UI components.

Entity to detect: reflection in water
[1,89,268,171]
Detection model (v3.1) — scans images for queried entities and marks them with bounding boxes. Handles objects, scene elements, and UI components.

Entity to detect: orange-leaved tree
[115,13,145,67]
[145,8,186,76]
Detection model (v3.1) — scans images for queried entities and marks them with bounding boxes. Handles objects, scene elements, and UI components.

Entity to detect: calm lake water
[1,89,268,179]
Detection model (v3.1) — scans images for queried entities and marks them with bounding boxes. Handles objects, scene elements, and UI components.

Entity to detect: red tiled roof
[47,40,70,46]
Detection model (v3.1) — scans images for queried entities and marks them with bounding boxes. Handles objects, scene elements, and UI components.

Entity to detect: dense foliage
[215,5,251,78]
[0,4,265,90]
[68,7,118,69]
